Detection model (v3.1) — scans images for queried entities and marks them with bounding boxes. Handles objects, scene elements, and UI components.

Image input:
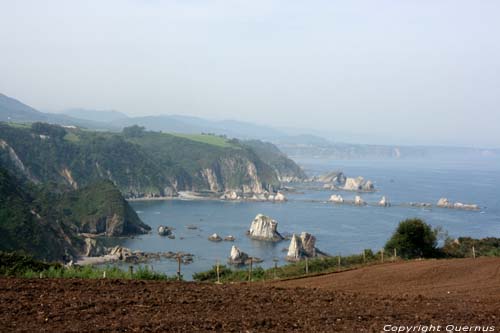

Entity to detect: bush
[385,218,438,259]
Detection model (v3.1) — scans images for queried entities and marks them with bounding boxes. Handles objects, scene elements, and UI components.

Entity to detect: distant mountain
[62,108,129,123]
[0,93,117,130]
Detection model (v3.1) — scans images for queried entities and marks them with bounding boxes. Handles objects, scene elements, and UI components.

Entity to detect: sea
[112,157,500,279]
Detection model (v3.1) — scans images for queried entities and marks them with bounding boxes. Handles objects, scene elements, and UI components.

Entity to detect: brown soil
[1,258,499,332]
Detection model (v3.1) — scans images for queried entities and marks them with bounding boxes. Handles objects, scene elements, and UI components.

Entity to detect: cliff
[0,123,294,198]
[0,167,150,261]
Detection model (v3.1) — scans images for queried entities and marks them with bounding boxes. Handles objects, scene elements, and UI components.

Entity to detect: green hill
[0,123,303,198]
[0,167,150,261]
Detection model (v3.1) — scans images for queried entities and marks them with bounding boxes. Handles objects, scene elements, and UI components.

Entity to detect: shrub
[385,218,438,259]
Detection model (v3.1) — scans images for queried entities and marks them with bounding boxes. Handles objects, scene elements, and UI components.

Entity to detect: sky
[0,0,499,147]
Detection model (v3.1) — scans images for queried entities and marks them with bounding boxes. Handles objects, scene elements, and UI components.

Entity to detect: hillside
[0,167,150,261]
[0,123,302,198]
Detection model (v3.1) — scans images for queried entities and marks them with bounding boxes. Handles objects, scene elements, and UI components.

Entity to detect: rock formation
[228,245,249,265]
[437,198,479,210]
[329,194,344,203]
[247,214,284,241]
[343,177,375,192]
[315,171,346,185]
[84,238,105,257]
[158,225,172,237]
[379,196,390,207]
[224,235,236,241]
[208,233,223,242]
[273,192,287,202]
[354,195,366,206]
[286,232,325,261]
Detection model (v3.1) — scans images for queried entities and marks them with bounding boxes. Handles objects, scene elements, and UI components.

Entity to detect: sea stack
[379,196,390,207]
[354,195,366,206]
[247,214,284,241]
[228,245,249,265]
[286,232,322,261]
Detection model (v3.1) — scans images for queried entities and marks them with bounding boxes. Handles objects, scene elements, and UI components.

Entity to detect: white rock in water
[329,194,344,203]
[274,192,287,202]
[344,177,375,192]
[158,225,172,236]
[437,198,451,207]
[286,232,320,261]
[208,233,222,242]
[228,245,249,265]
[354,195,366,206]
[247,214,284,241]
[379,196,390,207]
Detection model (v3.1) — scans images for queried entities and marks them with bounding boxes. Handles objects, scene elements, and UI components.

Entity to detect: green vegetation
[0,166,149,261]
[193,251,387,283]
[0,251,178,280]
[171,133,239,148]
[442,237,500,258]
[384,218,439,259]
[0,122,297,198]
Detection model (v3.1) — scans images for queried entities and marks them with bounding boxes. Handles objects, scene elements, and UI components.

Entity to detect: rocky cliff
[286,232,326,261]
[0,123,297,198]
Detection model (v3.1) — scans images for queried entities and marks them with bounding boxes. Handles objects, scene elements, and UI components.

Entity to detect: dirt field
[1,258,499,332]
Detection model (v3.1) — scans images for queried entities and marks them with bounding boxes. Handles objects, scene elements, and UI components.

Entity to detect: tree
[122,125,145,138]
[385,218,438,259]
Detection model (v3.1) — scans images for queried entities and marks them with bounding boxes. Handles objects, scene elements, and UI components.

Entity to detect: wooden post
[129,266,134,278]
[216,260,221,284]
[472,245,476,259]
[248,258,253,282]
[393,248,397,261]
[39,272,43,279]
[337,254,341,271]
[363,250,366,264]
[273,258,279,279]
[305,257,309,274]
[177,256,181,281]
[103,271,106,279]
[381,249,384,263]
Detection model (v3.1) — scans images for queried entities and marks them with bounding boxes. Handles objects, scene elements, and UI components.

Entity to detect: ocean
[117,157,500,279]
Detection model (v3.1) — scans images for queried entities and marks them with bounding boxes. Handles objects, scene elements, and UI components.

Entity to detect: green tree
[385,218,438,259]
[122,125,146,137]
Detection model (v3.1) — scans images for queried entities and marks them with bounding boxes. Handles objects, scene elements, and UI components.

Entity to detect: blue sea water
[118,158,500,279]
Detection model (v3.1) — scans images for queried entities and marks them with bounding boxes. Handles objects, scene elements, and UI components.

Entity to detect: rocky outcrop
[343,177,375,192]
[329,194,344,203]
[354,195,366,206]
[247,214,284,241]
[208,233,223,242]
[84,238,106,257]
[224,235,236,241]
[379,196,390,207]
[315,171,346,185]
[220,191,241,200]
[437,198,479,210]
[221,191,287,202]
[158,225,174,238]
[274,192,287,202]
[228,245,249,265]
[286,232,325,261]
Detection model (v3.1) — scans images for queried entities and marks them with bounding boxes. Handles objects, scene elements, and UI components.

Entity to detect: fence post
[472,245,476,259]
[337,254,341,271]
[103,271,106,279]
[305,257,309,274]
[381,248,384,263]
[129,266,134,278]
[248,258,253,282]
[363,250,366,264]
[177,256,182,281]
[273,258,279,279]
[216,260,221,284]
[393,248,397,261]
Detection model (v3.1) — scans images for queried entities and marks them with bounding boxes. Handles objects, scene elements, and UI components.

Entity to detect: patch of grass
[170,133,238,148]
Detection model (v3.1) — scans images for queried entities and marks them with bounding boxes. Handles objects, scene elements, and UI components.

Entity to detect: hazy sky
[1,1,499,147]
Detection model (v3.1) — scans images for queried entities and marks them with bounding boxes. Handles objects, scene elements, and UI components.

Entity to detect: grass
[21,265,179,280]
[193,250,393,283]
[169,133,239,148]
